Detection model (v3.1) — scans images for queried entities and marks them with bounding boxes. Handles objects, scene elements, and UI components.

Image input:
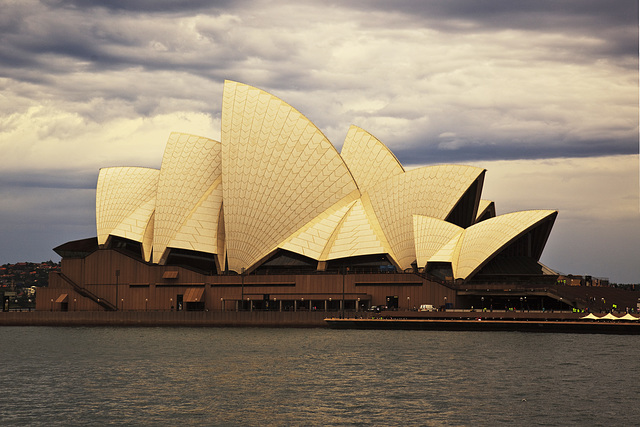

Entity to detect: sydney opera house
[39,81,559,313]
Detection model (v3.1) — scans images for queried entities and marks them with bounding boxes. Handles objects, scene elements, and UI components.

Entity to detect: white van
[419,304,436,312]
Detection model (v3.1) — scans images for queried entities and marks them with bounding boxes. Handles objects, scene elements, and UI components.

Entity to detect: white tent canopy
[600,313,620,320]
[580,313,600,320]
[579,312,640,321]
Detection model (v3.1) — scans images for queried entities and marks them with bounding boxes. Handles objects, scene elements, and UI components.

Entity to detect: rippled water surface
[1,327,638,426]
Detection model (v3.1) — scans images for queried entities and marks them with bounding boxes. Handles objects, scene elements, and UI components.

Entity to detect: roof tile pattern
[325,198,389,260]
[413,210,556,279]
[413,215,463,268]
[96,167,159,254]
[475,199,496,223]
[93,80,556,281]
[153,133,222,264]
[455,210,556,279]
[167,176,223,259]
[221,81,358,272]
[431,232,465,274]
[367,165,485,269]
[280,196,358,260]
[340,125,404,194]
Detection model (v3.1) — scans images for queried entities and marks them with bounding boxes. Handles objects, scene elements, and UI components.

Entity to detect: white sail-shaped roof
[166,176,225,269]
[367,165,485,269]
[153,133,222,264]
[600,313,620,320]
[580,313,600,320]
[475,199,496,223]
[414,210,557,280]
[279,196,359,260]
[323,198,390,260]
[96,167,159,261]
[341,125,404,194]
[92,80,557,278]
[413,215,463,269]
[221,80,358,272]
[619,313,639,321]
[455,210,557,279]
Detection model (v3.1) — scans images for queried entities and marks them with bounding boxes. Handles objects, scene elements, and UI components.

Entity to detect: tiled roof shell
[153,133,222,265]
[94,81,556,281]
[96,167,159,261]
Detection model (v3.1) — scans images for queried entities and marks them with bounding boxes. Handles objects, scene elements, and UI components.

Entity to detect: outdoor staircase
[54,272,117,311]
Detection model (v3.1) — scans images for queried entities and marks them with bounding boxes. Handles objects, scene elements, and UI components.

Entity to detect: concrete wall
[0,310,330,327]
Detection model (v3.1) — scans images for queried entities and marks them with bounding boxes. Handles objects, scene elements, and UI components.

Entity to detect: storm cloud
[0,0,638,282]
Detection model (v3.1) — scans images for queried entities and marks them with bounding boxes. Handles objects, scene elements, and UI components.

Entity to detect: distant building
[558,275,611,287]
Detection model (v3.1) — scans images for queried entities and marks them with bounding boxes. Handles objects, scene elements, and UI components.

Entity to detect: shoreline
[2,310,639,333]
[0,310,328,327]
[324,317,640,334]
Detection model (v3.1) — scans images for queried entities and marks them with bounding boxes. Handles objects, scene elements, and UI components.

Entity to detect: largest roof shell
[221,81,359,272]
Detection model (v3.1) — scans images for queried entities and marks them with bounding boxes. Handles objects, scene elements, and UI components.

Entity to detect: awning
[600,313,619,320]
[580,313,600,320]
[163,270,179,279]
[55,294,69,303]
[183,287,205,303]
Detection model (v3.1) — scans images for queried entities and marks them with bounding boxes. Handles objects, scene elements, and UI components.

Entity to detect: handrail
[412,270,457,290]
[55,272,117,311]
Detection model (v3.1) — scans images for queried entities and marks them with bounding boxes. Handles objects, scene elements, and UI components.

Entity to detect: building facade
[39,81,558,313]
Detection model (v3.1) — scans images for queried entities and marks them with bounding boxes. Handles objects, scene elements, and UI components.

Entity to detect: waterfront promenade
[0,310,328,327]
[2,309,639,333]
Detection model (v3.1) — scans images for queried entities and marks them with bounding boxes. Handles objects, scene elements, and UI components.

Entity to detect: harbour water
[1,327,638,426]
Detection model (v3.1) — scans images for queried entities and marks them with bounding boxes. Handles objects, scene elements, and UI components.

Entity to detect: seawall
[0,311,329,327]
[2,310,636,334]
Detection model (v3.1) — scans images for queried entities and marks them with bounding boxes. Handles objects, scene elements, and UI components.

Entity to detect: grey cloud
[339,0,637,32]
[0,168,97,263]
[0,170,98,190]
[0,186,95,263]
[338,0,638,61]
[42,0,238,14]
[6,0,637,75]
[394,136,637,167]
[2,0,637,284]
[1,0,636,163]
[1,6,234,76]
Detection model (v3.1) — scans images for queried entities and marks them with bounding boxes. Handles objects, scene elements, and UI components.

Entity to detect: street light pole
[115,269,120,311]
[341,268,345,318]
[241,267,245,310]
